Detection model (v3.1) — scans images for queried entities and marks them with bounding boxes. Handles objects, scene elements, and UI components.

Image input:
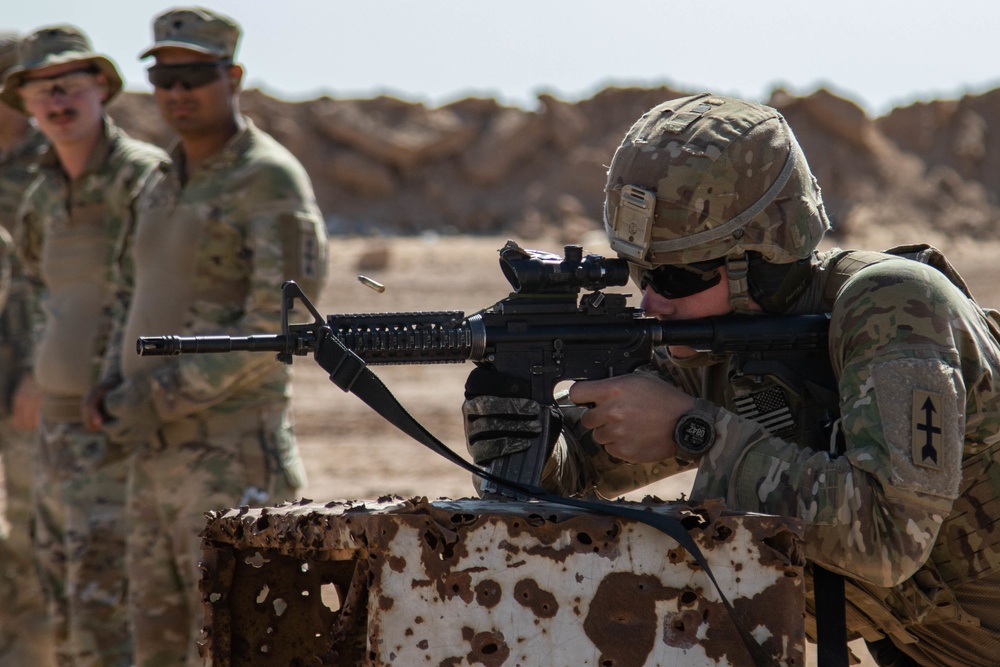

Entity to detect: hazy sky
[6,1,999,116]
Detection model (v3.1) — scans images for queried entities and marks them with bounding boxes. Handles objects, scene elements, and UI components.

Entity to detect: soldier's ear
[227,63,243,92]
[94,72,111,104]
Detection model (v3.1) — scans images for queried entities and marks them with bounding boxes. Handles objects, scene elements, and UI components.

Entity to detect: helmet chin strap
[725,253,756,314]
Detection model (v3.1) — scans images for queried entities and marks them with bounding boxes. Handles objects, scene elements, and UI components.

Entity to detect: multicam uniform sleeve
[147,157,328,421]
[12,181,48,370]
[234,163,328,334]
[102,164,173,383]
[695,260,984,588]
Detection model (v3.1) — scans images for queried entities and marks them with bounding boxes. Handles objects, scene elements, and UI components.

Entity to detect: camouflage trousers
[127,408,303,667]
[34,419,132,667]
[0,419,56,666]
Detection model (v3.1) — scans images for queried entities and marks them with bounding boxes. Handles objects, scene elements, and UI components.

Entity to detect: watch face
[676,414,714,453]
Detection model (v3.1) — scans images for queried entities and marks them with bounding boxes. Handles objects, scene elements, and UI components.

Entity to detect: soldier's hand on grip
[569,374,694,464]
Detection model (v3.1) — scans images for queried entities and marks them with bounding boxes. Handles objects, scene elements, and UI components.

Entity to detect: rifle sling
[814,564,849,667]
[316,331,782,667]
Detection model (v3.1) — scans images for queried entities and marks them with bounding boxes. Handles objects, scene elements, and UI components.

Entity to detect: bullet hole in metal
[424,531,439,550]
[245,552,269,568]
[321,583,342,612]
[450,512,476,525]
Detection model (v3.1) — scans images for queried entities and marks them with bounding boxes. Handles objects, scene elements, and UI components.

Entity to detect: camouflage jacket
[15,119,168,414]
[105,116,328,422]
[0,127,46,412]
[547,246,1000,655]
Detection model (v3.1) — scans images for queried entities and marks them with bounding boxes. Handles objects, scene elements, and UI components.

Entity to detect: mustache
[45,108,78,122]
[164,99,198,110]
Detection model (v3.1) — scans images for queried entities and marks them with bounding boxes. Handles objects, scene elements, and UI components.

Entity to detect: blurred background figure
[85,7,328,666]
[3,24,169,666]
[0,29,53,667]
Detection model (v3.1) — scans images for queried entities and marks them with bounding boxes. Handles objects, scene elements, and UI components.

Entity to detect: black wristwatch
[673,398,718,464]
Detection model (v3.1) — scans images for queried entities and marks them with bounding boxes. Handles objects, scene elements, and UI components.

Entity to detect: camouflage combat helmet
[604,94,831,313]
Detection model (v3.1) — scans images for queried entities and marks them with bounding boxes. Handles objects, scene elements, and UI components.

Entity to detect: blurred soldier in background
[2,24,169,666]
[84,7,328,666]
[0,30,51,667]
[464,94,1000,666]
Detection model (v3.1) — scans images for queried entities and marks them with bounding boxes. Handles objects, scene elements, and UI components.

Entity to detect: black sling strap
[814,564,849,667]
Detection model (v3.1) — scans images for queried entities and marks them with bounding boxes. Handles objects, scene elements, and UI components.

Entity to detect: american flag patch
[733,386,795,435]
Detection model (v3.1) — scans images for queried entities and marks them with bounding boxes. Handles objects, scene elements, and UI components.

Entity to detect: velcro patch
[298,219,321,281]
[660,104,714,134]
[870,359,963,500]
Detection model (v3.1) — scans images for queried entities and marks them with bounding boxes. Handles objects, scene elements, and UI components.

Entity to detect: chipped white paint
[202,497,805,667]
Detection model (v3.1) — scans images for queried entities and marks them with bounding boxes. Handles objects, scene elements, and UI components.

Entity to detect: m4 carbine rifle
[137,240,830,496]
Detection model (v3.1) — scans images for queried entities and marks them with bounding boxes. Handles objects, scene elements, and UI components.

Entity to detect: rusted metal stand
[200,496,805,666]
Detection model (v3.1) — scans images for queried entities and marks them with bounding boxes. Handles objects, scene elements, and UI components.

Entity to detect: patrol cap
[0,31,20,79]
[140,7,241,60]
[0,25,123,113]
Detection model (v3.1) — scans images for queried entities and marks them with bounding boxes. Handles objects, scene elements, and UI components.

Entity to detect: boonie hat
[0,31,20,79]
[140,7,241,60]
[0,24,123,113]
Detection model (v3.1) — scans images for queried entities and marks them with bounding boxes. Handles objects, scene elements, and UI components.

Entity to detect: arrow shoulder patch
[911,389,944,470]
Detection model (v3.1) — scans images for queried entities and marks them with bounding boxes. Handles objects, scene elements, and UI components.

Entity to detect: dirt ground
[288,232,1000,667]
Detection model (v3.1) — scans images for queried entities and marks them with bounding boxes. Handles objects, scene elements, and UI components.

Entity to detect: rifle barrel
[137,334,289,356]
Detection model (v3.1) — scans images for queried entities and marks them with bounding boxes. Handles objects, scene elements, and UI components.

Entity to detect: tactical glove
[102,375,160,447]
[462,365,562,466]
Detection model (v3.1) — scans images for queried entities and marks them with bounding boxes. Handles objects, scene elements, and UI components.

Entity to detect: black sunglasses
[147,60,231,90]
[639,258,726,300]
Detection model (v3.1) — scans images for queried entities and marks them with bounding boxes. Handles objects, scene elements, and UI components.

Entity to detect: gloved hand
[102,375,160,447]
[462,365,562,466]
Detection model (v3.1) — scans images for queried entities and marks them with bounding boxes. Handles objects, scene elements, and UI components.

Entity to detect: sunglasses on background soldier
[638,258,726,300]
[19,67,99,103]
[146,59,232,90]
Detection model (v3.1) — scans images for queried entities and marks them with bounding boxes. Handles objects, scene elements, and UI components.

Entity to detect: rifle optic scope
[499,242,630,294]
